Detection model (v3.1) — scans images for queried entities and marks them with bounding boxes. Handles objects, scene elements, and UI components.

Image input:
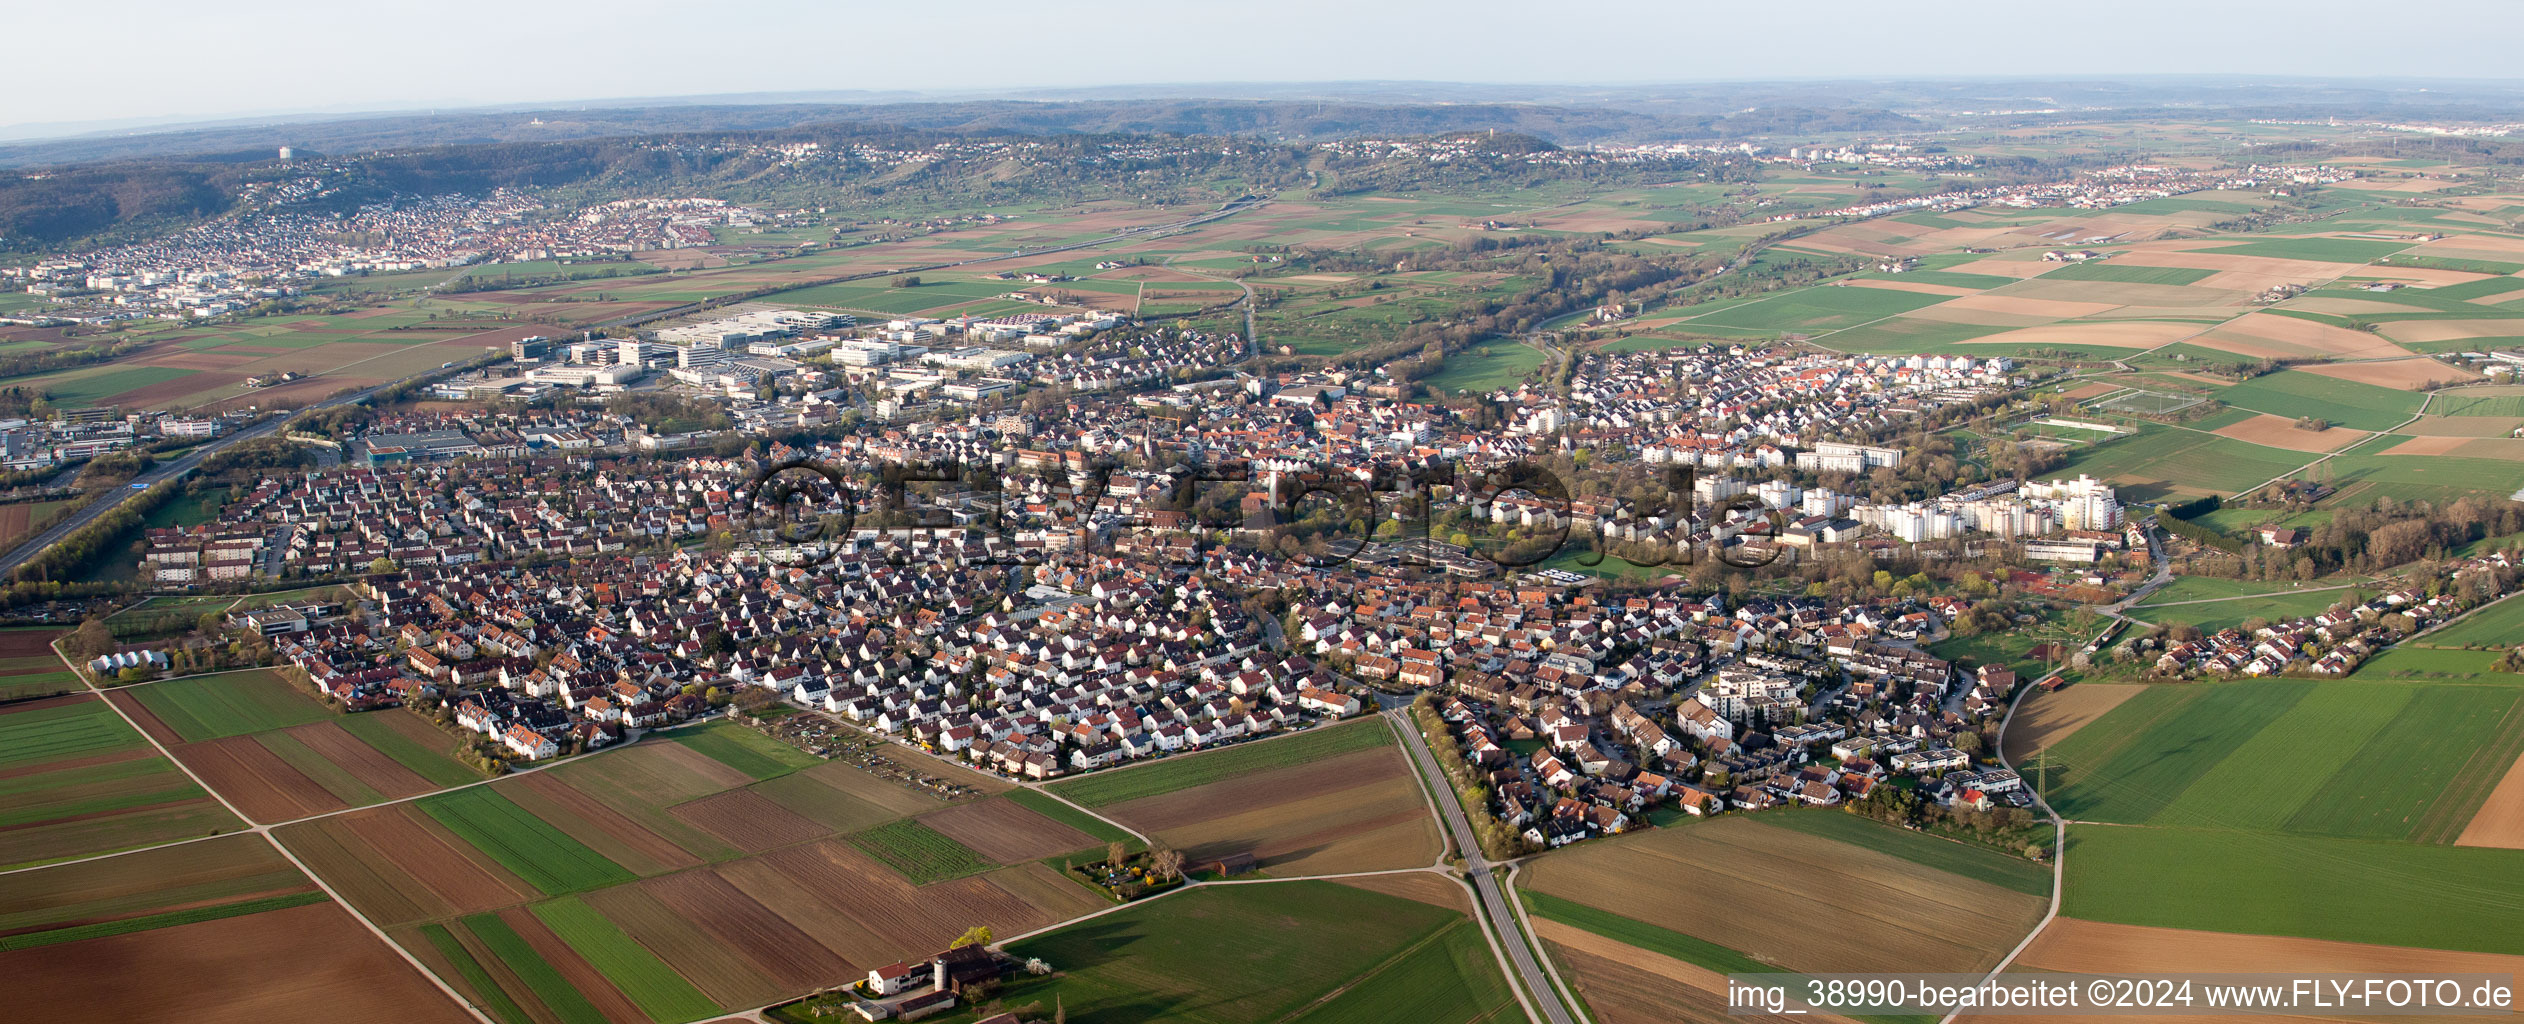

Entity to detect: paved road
[0,373,424,579]
[1385,707,1578,1024]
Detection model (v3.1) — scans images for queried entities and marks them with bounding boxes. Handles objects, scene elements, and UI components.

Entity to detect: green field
[0,698,148,770]
[995,881,1498,1024]
[2042,679,2523,842]
[1419,343,1545,395]
[337,712,484,788]
[2353,647,2524,686]
[1520,889,1772,974]
[1759,810,2051,896]
[130,670,332,742]
[2210,371,2425,432]
[420,923,534,1024]
[2049,426,2308,501]
[530,897,721,1023]
[418,787,636,896]
[2038,262,2217,286]
[846,819,994,884]
[2203,237,2420,264]
[2428,390,2524,419]
[1003,788,1135,847]
[35,366,200,406]
[459,912,611,1024]
[2128,590,2363,633]
[667,720,821,781]
[2062,824,2524,954]
[1049,719,1393,807]
[2419,594,2524,648]
[1686,285,1946,334]
[2324,450,2524,506]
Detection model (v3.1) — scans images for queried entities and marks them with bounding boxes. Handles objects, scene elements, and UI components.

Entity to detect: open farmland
[417,786,640,896]
[0,695,242,869]
[844,819,994,884]
[0,834,315,950]
[1091,742,1441,877]
[1519,814,2044,975]
[0,628,75,700]
[2048,424,2309,501]
[155,711,484,826]
[2062,824,2524,954]
[5,898,476,1024]
[1048,718,1396,807]
[120,668,332,742]
[977,880,1511,1024]
[2207,370,2427,431]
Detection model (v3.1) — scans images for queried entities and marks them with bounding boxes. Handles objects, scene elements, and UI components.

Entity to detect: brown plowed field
[585,884,783,1008]
[745,838,1083,958]
[713,855,898,967]
[1099,747,1402,830]
[176,735,345,823]
[2193,313,2409,361]
[2003,683,2145,763]
[1099,746,1442,876]
[0,629,62,659]
[0,834,308,938]
[2380,319,2524,345]
[2383,436,2524,460]
[287,721,435,798]
[0,744,151,782]
[1522,816,2044,975]
[917,798,1095,863]
[670,789,831,853]
[642,869,846,991]
[2209,413,2370,453]
[2455,750,2524,850]
[2000,917,2521,1024]
[3,900,474,1024]
[1537,919,1861,1024]
[504,772,700,875]
[499,906,649,1024]
[273,805,536,926]
[1336,870,1473,912]
[797,759,962,814]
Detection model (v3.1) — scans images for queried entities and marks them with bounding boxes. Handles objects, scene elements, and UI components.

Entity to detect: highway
[0,373,423,579]
[1386,707,1579,1024]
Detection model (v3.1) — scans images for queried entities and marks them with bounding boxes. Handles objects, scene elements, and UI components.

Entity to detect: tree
[69,617,114,659]
[1106,840,1127,869]
[950,925,993,949]
[1151,847,1186,881]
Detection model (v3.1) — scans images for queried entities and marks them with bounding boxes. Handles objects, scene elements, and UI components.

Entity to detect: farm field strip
[1048,718,1393,807]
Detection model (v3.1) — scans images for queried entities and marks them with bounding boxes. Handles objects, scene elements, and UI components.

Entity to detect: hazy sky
[10,0,2519,133]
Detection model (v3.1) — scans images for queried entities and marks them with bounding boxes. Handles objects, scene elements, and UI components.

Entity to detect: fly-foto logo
[737,455,1786,571]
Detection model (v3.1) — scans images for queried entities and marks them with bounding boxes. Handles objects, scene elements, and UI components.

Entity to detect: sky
[8,0,2520,135]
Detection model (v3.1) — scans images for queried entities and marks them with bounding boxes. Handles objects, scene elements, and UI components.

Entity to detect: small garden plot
[846,819,994,884]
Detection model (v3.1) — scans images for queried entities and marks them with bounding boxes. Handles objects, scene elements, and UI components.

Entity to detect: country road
[1386,707,1578,1024]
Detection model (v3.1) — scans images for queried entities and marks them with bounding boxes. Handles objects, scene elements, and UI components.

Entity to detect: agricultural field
[1076,722,1441,878]
[274,720,1117,1021]
[2208,371,2427,432]
[0,694,242,869]
[8,896,475,1023]
[2046,423,2309,501]
[2414,593,2524,648]
[938,880,1514,1024]
[1519,815,2045,976]
[1049,718,1396,807]
[111,671,484,825]
[12,311,547,413]
[2027,667,2524,952]
[0,627,77,701]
